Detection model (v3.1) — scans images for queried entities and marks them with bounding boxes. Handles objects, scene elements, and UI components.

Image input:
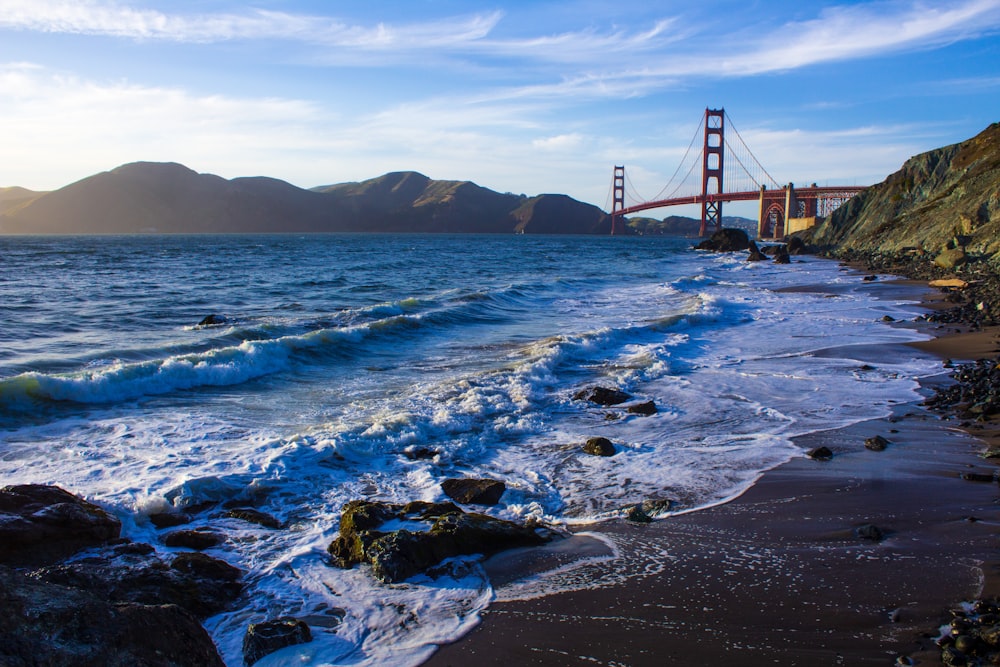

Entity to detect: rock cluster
[935,599,1000,665]
[925,359,1000,420]
[0,484,241,666]
[327,500,549,583]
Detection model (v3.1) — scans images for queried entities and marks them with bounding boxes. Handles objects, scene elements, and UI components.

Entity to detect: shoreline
[425,272,1000,666]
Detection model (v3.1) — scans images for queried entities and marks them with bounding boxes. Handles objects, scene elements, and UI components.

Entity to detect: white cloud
[0,0,503,48]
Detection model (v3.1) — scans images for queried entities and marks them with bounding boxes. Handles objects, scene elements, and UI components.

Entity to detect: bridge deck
[616,186,866,218]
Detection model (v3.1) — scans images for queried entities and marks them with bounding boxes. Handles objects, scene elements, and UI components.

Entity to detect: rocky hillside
[805,123,1000,260]
[0,163,610,235]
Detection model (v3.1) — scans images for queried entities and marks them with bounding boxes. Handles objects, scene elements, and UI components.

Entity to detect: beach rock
[198,313,229,326]
[806,446,833,460]
[626,400,658,416]
[935,248,968,270]
[582,437,616,456]
[746,240,768,262]
[855,523,884,541]
[695,228,751,252]
[403,446,440,460]
[0,564,225,667]
[961,471,995,482]
[772,246,791,264]
[574,386,632,406]
[441,478,506,506]
[243,617,313,666]
[864,435,890,451]
[623,499,673,523]
[163,528,223,550]
[863,274,878,282]
[0,484,121,566]
[327,500,548,583]
[224,508,282,529]
[786,236,810,255]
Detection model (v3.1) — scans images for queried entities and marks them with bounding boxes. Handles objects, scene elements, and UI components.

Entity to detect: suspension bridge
[609,108,866,238]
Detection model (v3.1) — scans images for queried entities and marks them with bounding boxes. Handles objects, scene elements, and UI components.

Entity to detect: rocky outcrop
[327,500,548,583]
[0,565,225,667]
[0,485,241,666]
[0,484,121,566]
[804,123,1000,260]
[695,228,751,252]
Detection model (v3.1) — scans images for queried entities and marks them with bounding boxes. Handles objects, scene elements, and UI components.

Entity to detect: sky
[1,0,999,217]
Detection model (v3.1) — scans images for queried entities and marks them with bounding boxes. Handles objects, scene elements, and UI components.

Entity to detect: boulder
[243,617,312,666]
[0,484,121,566]
[327,500,548,583]
[864,435,890,452]
[806,446,833,460]
[623,499,673,523]
[695,228,751,252]
[440,478,506,506]
[197,314,229,327]
[582,437,616,456]
[855,523,884,541]
[935,248,968,270]
[773,246,791,264]
[0,565,225,667]
[746,240,769,262]
[573,386,632,406]
[626,400,657,416]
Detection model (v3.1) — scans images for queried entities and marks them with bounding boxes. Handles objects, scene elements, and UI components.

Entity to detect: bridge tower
[611,165,626,235]
[699,108,725,237]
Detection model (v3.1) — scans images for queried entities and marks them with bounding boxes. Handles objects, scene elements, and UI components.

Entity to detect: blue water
[0,233,937,665]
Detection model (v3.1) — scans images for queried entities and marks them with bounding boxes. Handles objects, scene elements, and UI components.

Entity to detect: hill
[0,186,46,216]
[804,123,1000,260]
[626,214,757,237]
[0,163,611,235]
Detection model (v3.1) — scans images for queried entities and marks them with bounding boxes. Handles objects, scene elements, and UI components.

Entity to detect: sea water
[0,233,938,665]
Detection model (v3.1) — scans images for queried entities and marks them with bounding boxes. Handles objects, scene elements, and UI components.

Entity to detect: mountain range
[0,163,612,235]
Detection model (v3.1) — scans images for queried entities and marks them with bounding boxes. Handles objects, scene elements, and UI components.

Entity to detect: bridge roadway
[614,185,867,219]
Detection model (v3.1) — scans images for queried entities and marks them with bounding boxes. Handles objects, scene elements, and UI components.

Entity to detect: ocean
[0,233,938,665]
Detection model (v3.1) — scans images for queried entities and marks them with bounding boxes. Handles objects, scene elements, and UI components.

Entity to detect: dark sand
[425,278,1000,666]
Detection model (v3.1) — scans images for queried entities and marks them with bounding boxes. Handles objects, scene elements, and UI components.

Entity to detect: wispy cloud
[0,0,503,48]
[724,0,1000,75]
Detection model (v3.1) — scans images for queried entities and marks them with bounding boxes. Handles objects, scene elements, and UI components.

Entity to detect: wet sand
[425,278,1000,666]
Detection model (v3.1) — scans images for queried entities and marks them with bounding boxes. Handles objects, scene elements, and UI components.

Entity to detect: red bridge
[609,108,866,238]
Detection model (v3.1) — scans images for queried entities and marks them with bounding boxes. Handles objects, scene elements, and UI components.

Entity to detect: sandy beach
[426,277,1000,666]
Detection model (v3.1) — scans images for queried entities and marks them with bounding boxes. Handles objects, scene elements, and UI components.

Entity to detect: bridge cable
[723,111,781,189]
[647,115,705,203]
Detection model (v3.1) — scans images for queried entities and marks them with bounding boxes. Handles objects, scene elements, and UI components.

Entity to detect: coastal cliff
[805,122,1000,260]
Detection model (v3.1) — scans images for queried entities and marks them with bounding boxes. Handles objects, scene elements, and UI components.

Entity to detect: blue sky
[1,0,998,217]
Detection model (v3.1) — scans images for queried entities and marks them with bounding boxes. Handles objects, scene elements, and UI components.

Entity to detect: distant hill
[626,214,757,237]
[0,163,611,235]
[0,186,46,216]
[804,123,1000,257]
